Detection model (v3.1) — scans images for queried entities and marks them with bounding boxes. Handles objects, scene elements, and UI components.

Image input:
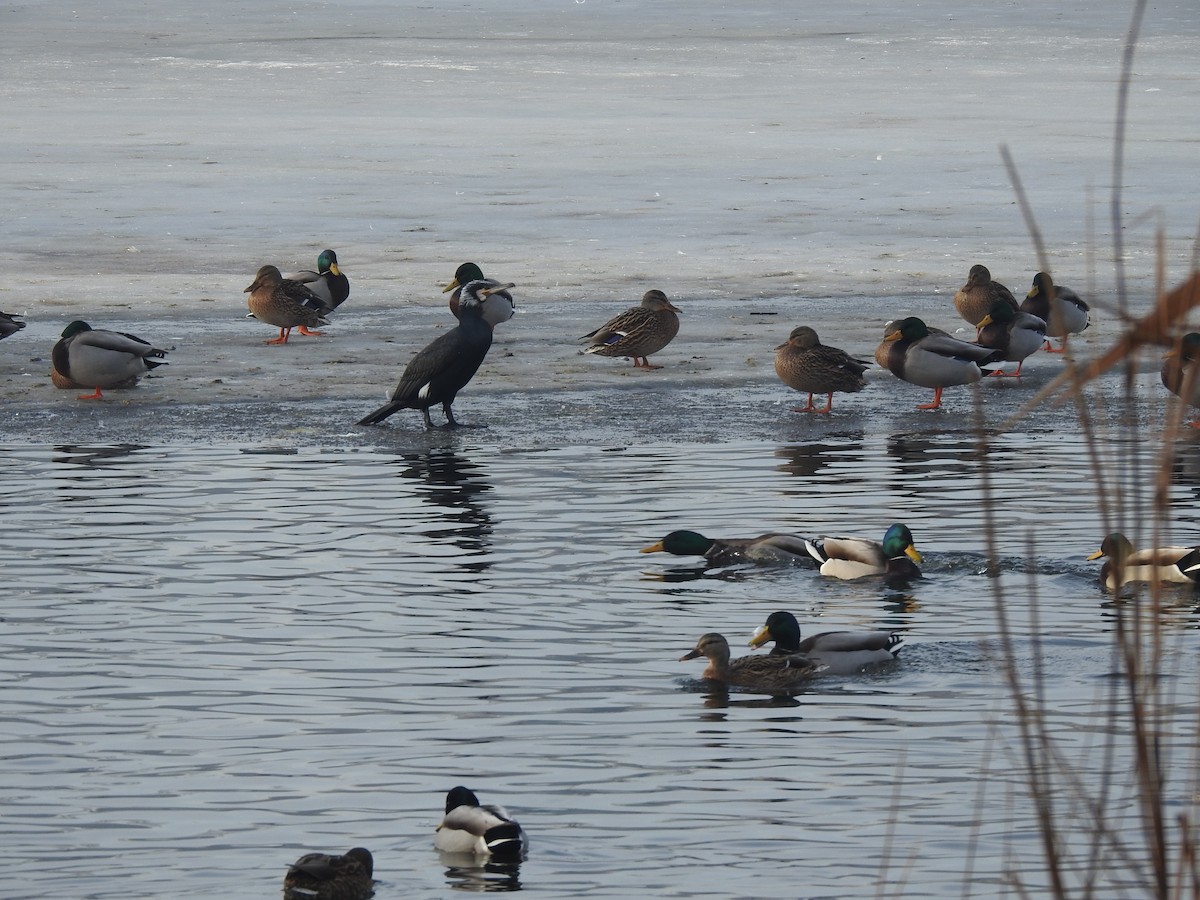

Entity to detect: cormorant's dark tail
[357,402,404,426]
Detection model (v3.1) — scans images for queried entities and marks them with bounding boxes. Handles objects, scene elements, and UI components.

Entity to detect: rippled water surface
[3,435,1200,898]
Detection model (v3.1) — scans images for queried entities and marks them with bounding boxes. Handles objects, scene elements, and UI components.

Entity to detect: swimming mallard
[0,310,24,340]
[975,300,1046,377]
[286,249,350,318]
[1162,332,1200,426]
[876,316,1002,409]
[802,523,922,580]
[640,530,813,566]
[283,847,374,900]
[435,786,527,860]
[1087,532,1200,591]
[954,264,1018,330]
[581,289,680,368]
[244,264,329,344]
[50,320,169,400]
[773,325,869,413]
[444,262,515,328]
[357,280,515,428]
[748,610,902,674]
[679,632,823,693]
[1021,271,1089,353]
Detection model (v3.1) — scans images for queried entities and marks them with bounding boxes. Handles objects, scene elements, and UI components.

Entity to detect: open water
[3,431,1200,898]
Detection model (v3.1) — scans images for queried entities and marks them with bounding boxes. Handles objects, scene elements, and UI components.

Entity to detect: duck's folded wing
[79,330,162,357]
[817,536,884,565]
[803,630,899,653]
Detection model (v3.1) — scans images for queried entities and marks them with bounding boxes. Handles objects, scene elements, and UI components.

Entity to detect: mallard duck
[0,310,24,340]
[1021,271,1089,353]
[774,325,869,413]
[640,530,813,566]
[244,264,329,344]
[1162,332,1200,426]
[435,786,527,860]
[802,523,922,580]
[283,847,374,900]
[357,280,514,428]
[680,632,823,693]
[1087,532,1200,591]
[954,264,1018,330]
[581,289,680,368]
[50,320,169,400]
[748,610,902,674]
[876,317,1001,409]
[444,262,515,328]
[287,249,350,318]
[975,300,1046,377]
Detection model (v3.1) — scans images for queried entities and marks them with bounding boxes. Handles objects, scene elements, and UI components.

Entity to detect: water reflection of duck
[282,847,374,900]
[803,523,922,580]
[640,530,812,566]
[436,786,528,860]
[1087,532,1200,591]
[774,440,864,479]
[748,611,902,674]
[680,632,823,693]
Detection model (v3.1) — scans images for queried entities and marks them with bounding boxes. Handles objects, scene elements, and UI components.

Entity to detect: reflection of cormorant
[52,444,146,468]
[395,448,495,565]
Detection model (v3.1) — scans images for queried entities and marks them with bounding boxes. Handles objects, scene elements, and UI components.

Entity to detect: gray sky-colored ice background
[3,0,1197,312]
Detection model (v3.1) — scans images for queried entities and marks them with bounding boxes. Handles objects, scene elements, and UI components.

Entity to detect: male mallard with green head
[680,632,823,693]
[803,523,922,580]
[581,289,680,369]
[435,786,527,860]
[50,320,169,400]
[774,325,869,413]
[749,611,902,674]
[876,317,1001,409]
[287,249,350,319]
[1021,271,1089,353]
[444,262,516,328]
[244,264,329,344]
[641,530,813,566]
[975,299,1047,377]
[1087,532,1200,591]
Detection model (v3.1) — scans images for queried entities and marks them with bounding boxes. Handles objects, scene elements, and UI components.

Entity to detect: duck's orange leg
[265,327,291,345]
[800,392,834,414]
[77,387,104,400]
[916,387,944,410]
[1044,337,1068,354]
[988,361,1024,378]
[792,392,817,413]
[633,356,662,370]
[298,326,324,336]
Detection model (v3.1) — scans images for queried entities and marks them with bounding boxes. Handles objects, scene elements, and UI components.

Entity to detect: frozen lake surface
[3,0,1200,897]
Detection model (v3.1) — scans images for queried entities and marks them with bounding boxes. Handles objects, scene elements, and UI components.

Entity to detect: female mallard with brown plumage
[802,523,923,580]
[581,289,680,369]
[876,316,1002,409]
[954,264,1018,331]
[975,299,1047,377]
[773,325,869,413]
[50,320,169,400]
[1162,332,1200,427]
[749,611,903,674]
[1087,532,1200,591]
[680,632,823,693]
[244,264,329,344]
[444,262,515,328]
[640,530,813,566]
[1021,271,1089,353]
[282,847,374,900]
